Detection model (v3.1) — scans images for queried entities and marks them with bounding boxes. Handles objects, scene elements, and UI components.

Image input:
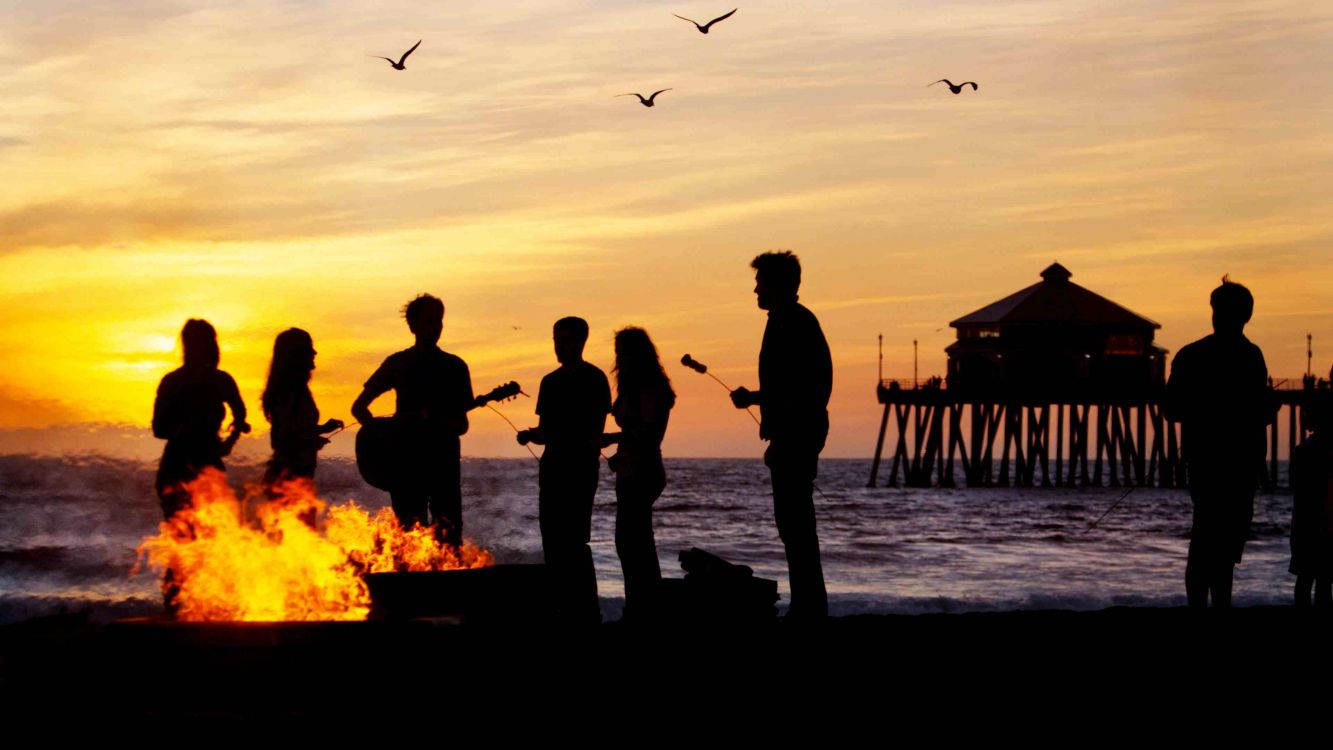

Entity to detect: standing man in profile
[352,293,474,545]
[518,317,611,625]
[1166,276,1274,608]
[731,251,832,620]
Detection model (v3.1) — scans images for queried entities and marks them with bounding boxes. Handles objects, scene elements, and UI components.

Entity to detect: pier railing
[868,376,1326,490]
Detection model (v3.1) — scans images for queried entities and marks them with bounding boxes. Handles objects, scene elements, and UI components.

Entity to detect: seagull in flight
[930,79,978,95]
[617,89,672,107]
[673,8,738,34]
[373,40,421,70]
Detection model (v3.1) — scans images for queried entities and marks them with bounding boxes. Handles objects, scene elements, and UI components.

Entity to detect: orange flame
[136,468,493,621]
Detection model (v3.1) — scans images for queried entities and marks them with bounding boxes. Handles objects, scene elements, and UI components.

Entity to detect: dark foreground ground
[3,607,1331,730]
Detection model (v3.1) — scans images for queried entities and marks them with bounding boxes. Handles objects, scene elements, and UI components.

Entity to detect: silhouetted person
[1290,394,1332,607]
[352,294,473,545]
[152,319,249,615]
[518,317,611,624]
[1165,276,1274,608]
[601,327,676,620]
[152,319,250,519]
[261,328,343,491]
[730,251,832,620]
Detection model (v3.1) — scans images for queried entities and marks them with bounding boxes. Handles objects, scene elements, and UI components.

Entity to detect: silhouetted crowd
[151,260,1333,620]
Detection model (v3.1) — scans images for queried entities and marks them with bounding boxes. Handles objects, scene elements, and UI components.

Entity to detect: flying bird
[930,79,978,95]
[617,89,672,107]
[673,8,738,34]
[373,40,421,70]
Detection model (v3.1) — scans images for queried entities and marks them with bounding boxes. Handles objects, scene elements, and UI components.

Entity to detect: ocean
[0,454,1298,623]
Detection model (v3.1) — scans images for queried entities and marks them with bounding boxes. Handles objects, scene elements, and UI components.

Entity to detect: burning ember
[136,468,493,621]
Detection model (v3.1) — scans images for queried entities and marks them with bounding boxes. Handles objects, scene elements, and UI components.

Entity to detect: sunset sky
[0,0,1329,458]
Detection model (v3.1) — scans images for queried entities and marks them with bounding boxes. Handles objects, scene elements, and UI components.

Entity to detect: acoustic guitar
[356,381,523,491]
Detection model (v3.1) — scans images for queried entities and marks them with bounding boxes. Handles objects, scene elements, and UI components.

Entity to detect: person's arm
[590,371,611,447]
[731,386,760,409]
[151,376,180,440]
[352,360,393,425]
[446,360,473,437]
[222,373,250,435]
[269,391,320,452]
[1163,349,1189,423]
[350,389,377,426]
[518,379,547,446]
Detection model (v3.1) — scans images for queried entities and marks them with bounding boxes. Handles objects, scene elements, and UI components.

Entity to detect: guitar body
[354,381,524,491]
[355,417,403,492]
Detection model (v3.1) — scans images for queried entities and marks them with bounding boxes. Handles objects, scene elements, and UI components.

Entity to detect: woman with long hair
[602,326,676,619]
[152,319,250,518]
[261,328,342,489]
[151,319,250,615]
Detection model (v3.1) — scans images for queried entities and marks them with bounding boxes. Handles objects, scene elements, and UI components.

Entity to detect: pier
[867,263,1322,490]
[866,378,1315,489]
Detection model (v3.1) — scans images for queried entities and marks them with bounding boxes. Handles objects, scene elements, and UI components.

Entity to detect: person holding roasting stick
[729,251,832,620]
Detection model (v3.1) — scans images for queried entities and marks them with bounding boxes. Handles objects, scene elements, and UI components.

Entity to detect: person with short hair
[1166,276,1275,607]
[519,317,611,624]
[730,251,833,620]
[352,294,474,544]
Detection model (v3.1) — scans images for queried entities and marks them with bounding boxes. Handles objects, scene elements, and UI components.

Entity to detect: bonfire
[136,468,493,621]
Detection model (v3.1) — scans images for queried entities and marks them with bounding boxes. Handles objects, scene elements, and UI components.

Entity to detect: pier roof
[950,263,1160,329]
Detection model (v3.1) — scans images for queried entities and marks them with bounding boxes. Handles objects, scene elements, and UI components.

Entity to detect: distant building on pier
[945,262,1166,402]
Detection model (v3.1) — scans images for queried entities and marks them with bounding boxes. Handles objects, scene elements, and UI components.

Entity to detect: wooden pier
[866,379,1318,490]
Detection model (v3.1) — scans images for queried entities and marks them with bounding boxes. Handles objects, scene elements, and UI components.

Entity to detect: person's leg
[571,459,601,624]
[1186,487,1213,608]
[769,444,827,619]
[429,442,463,547]
[615,477,662,618]
[539,459,600,624]
[1295,574,1314,607]
[1208,563,1234,608]
[390,488,429,529]
[1315,577,1332,608]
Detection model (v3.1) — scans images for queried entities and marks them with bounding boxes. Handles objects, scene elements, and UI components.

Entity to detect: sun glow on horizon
[0,1,1329,456]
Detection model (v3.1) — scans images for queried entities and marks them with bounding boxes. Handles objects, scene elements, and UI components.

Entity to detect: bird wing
[616,93,645,101]
[702,8,738,29]
[647,88,672,101]
[673,14,701,27]
[929,79,951,87]
[373,56,397,64]
[398,40,422,65]
[963,82,978,90]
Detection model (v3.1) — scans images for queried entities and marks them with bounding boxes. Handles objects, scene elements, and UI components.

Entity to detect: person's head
[403,293,445,345]
[613,326,676,404]
[552,316,589,365]
[262,328,316,420]
[751,250,802,310]
[180,318,220,371]
[1210,275,1254,334]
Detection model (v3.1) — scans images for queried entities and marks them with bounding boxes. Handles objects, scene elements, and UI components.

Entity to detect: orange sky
[0,1,1329,458]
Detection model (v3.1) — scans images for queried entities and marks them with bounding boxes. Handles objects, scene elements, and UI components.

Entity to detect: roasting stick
[681,354,833,502]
